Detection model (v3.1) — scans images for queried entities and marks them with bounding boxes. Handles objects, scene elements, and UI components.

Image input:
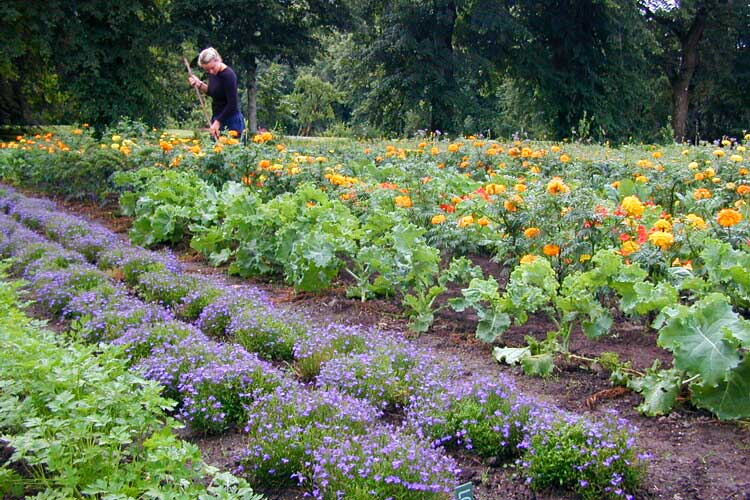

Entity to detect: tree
[288,73,341,135]
[0,2,66,124]
[345,0,461,134]
[484,0,662,141]
[170,0,350,134]
[637,0,736,141]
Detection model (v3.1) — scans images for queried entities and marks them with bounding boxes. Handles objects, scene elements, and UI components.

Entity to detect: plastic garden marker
[454,482,474,500]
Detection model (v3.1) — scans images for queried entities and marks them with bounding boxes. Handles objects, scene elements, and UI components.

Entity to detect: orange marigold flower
[546,177,570,195]
[457,215,475,227]
[394,195,413,208]
[736,185,750,196]
[431,214,447,225]
[693,188,712,200]
[717,208,742,227]
[543,244,560,257]
[477,217,490,227]
[559,154,571,163]
[258,159,271,169]
[524,227,541,238]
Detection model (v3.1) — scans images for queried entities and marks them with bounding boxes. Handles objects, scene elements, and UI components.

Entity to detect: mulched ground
[48,195,750,500]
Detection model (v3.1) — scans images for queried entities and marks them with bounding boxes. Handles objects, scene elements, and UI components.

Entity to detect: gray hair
[198,47,222,65]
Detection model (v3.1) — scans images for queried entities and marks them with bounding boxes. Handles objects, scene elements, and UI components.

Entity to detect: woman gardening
[188,47,245,140]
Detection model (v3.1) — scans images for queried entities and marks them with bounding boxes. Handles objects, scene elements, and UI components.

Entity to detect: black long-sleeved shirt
[207,66,240,124]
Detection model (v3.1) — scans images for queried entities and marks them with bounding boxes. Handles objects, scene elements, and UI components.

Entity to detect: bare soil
[49,196,750,500]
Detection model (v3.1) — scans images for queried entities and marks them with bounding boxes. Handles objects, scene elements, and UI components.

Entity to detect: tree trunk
[429,0,457,132]
[669,6,709,142]
[245,60,258,134]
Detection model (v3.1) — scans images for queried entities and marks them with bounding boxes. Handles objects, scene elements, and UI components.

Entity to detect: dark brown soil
[46,196,750,500]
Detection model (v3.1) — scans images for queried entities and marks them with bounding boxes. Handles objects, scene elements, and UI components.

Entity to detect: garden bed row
[0,185,647,499]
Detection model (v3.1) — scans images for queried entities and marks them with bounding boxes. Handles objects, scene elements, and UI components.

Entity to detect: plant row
[0,185,646,499]
[0,267,263,499]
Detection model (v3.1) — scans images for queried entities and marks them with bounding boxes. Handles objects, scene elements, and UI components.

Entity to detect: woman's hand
[209,120,221,140]
[188,75,202,90]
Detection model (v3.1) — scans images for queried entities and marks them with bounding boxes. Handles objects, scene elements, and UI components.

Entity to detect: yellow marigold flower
[559,154,571,163]
[713,149,726,158]
[276,144,286,152]
[637,159,653,168]
[394,195,413,208]
[693,188,712,200]
[448,143,461,153]
[289,166,301,175]
[745,133,750,140]
[189,145,201,155]
[620,241,639,256]
[71,129,82,135]
[520,254,538,264]
[649,231,674,250]
[730,154,744,163]
[635,175,648,184]
[110,143,120,150]
[111,135,122,143]
[484,183,506,195]
[546,177,570,195]
[611,181,621,189]
[543,244,560,257]
[621,196,644,217]
[514,183,527,193]
[705,167,716,177]
[722,139,732,146]
[457,215,475,227]
[431,214,447,225]
[375,156,383,163]
[652,151,662,159]
[430,147,439,155]
[712,177,721,184]
[579,254,592,263]
[717,208,742,227]
[694,172,705,181]
[477,217,490,227]
[740,168,749,176]
[653,219,672,232]
[550,145,561,153]
[685,213,707,229]
[688,161,700,169]
[736,185,750,196]
[524,227,541,238]
[521,147,533,158]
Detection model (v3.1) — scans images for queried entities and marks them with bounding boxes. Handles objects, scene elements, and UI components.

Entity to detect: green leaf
[657,293,744,386]
[628,368,683,416]
[692,356,750,420]
[521,354,555,377]
[475,308,511,343]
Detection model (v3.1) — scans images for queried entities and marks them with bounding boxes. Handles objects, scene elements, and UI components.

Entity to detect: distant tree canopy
[1,0,748,142]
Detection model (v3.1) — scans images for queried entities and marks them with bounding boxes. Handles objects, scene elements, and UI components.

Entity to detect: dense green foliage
[1,1,747,142]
